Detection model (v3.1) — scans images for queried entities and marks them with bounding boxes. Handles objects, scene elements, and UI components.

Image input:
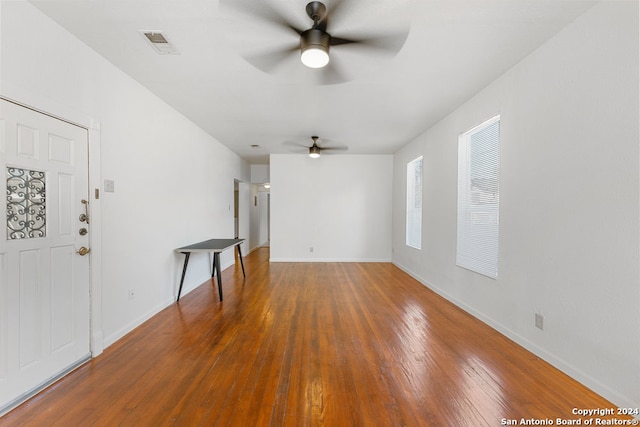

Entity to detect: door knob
[76,246,91,256]
[79,213,89,223]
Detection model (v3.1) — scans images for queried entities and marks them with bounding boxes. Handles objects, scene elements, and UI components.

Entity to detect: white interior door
[0,99,91,412]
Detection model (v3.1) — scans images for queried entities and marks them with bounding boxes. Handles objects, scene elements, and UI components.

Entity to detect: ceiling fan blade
[244,45,299,73]
[329,36,358,47]
[316,60,351,85]
[320,146,349,153]
[283,141,310,153]
[318,0,348,32]
[331,30,409,54]
[220,0,304,36]
[317,138,349,152]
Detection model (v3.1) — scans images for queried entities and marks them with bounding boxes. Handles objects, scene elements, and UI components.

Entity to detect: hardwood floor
[2,248,631,426]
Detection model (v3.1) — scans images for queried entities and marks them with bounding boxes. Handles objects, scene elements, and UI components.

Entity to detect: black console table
[175,238,245,302]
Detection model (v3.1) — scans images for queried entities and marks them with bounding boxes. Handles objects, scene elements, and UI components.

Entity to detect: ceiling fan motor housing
[309,144,321,158]
[300,28,331,68]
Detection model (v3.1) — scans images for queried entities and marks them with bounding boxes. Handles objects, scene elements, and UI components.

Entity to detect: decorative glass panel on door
[6,167,46,239]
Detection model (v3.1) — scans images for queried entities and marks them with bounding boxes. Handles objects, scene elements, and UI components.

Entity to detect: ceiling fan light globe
[309,146,321,158]
[301,47,329,68]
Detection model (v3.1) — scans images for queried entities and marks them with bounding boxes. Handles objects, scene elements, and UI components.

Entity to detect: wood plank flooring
[2,248,632,426]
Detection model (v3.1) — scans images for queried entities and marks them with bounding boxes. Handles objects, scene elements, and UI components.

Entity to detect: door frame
[1,90,104,357]
[234,179,250,254]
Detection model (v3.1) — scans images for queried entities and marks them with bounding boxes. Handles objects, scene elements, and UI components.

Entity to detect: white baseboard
[269,257,391,263]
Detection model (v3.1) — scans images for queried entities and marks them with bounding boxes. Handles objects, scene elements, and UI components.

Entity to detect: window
[406,156,423,249]
[457,115,500,278]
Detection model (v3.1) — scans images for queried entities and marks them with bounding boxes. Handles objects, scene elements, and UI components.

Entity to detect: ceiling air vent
[140,31,180,55]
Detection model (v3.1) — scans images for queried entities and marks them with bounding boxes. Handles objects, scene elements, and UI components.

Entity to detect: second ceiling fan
[284,136,348,158]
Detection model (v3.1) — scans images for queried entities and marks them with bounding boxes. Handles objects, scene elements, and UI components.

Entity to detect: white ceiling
[28,0,597,164]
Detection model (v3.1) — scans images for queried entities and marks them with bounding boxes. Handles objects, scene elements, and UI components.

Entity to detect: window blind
[457,116,500,278]
[406,156,423,249]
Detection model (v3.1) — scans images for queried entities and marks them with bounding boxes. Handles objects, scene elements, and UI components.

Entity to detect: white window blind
[406,156,423,249]
[457,116,500,278]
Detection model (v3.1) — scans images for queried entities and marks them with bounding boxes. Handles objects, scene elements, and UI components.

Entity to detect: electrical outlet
[535,313,544,330]
[309,247,314,253]
[128,288,135,301]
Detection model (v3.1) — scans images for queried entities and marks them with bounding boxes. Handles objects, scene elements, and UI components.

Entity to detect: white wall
[258,191,270,246]
[271,154,392,262]
[392,1,639,409]
[250,164,270,184]
[1,1,250,350]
